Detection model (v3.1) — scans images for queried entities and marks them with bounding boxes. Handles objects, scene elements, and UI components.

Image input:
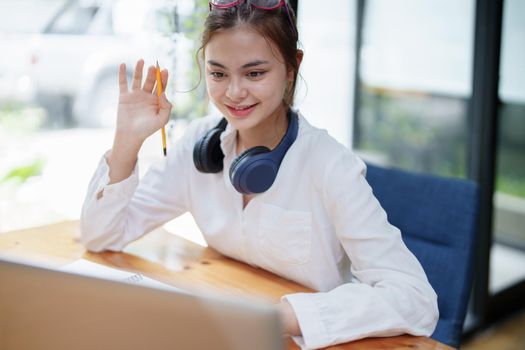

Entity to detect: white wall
[295,0,356,148]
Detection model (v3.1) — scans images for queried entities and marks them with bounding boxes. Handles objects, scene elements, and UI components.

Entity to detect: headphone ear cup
[229,146,272,194]
[193,128,225,173]
[229,146,270,179]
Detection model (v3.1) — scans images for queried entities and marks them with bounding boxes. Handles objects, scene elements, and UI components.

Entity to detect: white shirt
[80,112,439,350]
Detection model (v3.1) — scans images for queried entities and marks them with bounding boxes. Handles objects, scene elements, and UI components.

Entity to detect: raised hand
[116,59,172,144]
[106,59,172,185]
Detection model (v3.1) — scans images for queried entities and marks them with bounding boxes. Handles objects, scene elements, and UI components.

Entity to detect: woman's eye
[210,72,225,79]
[248,71,266,78]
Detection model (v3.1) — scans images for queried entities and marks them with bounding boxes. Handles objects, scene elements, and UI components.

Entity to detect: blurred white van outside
[30,0,181,127]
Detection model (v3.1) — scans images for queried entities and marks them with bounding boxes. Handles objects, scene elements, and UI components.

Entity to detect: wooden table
[0,221,454,350]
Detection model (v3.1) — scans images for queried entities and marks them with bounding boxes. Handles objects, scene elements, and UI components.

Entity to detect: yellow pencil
[156,61,167,156]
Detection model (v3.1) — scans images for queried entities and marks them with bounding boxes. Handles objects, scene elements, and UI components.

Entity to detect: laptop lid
[0,257,284,350]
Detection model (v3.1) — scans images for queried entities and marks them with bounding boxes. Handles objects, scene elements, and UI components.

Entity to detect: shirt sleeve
[282,150,439,349]
[80,130,194,253]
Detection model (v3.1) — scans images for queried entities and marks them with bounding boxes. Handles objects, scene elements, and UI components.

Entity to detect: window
[355,0,474,178]
[491,0,525,292]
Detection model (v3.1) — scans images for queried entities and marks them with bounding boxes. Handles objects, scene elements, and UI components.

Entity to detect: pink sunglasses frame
[210,0,284,10]
[208,0,298,38]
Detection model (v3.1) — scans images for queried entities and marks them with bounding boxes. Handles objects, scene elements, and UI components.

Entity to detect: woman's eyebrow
[241,60,269,69]
[207,60,226,68]
[206,60,270,69]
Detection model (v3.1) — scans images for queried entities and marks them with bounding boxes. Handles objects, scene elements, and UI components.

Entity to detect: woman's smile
[225,102,259,118]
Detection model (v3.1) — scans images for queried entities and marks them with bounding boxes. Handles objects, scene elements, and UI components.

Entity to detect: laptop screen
[0,257,284,350]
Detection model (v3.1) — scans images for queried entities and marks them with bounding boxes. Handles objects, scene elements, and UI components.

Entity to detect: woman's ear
[296,49,304,68]
[287,49,304,81]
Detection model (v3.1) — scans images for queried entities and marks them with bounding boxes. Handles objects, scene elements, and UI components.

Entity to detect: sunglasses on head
[210,0,286,10]
[209,0,298,38]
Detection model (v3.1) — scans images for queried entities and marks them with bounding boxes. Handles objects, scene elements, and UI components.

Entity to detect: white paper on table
[61,259,185,293]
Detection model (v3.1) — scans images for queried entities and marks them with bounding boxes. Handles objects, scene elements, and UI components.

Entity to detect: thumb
[158,93,172,125]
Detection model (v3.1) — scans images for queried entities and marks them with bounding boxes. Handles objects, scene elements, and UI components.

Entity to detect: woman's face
[204,26,291,133]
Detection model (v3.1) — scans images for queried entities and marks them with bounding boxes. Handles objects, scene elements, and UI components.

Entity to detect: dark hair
[199,2,300,106]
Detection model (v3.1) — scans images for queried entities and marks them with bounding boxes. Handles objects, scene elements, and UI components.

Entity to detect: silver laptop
[0,257,284,350]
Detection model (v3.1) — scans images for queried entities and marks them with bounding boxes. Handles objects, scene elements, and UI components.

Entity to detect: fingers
[158,93,173,125]
[142,65,157,93]
[139,63,169,94]
[160,69,169,91]
[118,63,128,94]
[158,70,171,126]
[157,69,171,126]
[124,60,169,94]
[131,59,144,90]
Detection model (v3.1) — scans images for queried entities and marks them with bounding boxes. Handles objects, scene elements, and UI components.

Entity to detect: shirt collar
[219,119,237,158]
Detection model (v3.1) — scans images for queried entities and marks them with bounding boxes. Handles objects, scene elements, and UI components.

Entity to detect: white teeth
[230,104,254,110]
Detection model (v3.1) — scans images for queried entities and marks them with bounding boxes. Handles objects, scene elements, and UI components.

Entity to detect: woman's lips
[226,103,258,117]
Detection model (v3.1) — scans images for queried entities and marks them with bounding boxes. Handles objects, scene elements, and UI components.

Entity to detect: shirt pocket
[258,203,312,266]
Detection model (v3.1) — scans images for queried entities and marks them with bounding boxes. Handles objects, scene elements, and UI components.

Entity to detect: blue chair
[365,163,479,348]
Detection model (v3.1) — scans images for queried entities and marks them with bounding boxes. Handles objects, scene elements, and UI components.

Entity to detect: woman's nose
[226,78,248,101]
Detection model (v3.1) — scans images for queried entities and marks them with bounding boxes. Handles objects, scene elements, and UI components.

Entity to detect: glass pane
[0,0,207,232]
[490,0,525,293]
[355,0,474,178]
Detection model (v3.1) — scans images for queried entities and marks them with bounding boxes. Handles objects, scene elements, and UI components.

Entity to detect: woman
[81,1,438,348]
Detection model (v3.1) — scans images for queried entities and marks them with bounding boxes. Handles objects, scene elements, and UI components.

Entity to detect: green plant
[0,158,45,185]
[357,88,467,178]
[496,176,525,198]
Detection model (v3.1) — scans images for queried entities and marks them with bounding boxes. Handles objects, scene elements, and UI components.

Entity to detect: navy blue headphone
[193,109,299,194]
